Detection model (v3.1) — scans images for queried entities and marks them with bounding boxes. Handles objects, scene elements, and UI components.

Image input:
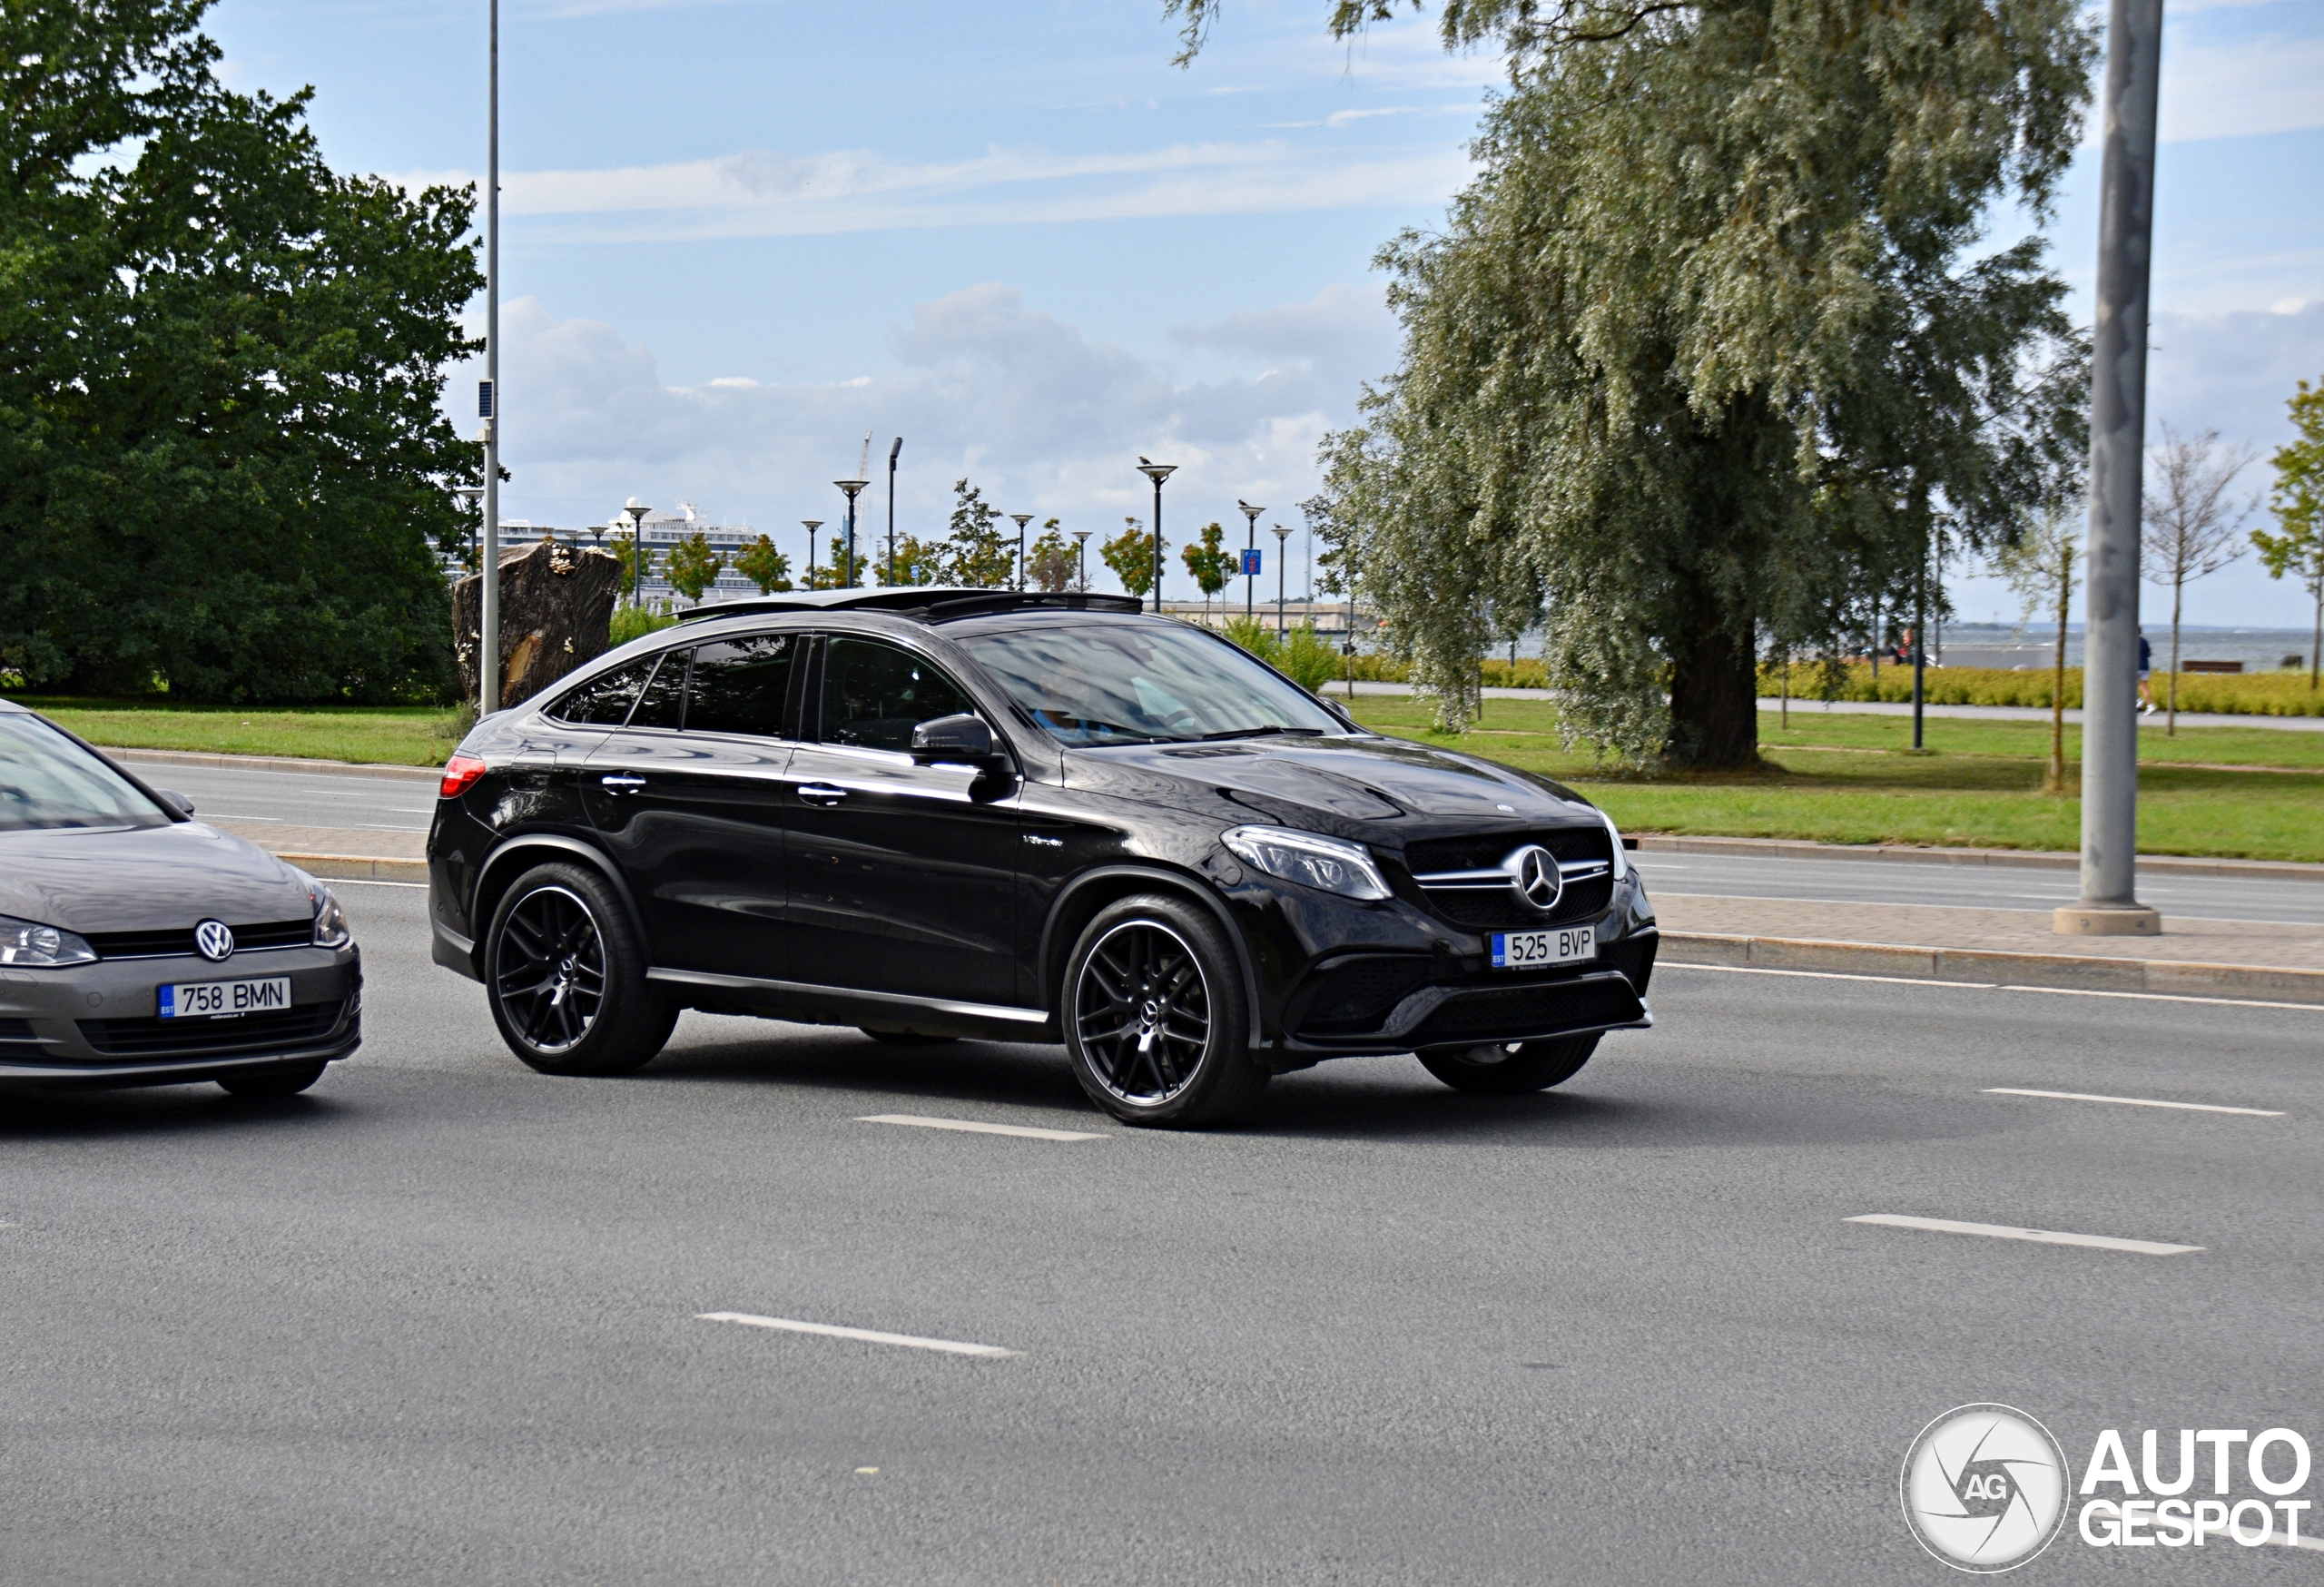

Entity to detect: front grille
[0,1019,34,1040]
[0,1018,43,1062]
[1401,826,1615,930]
[77,1001,347,1059]
[1295,956,1436,1036]
[1411,975,1643,1045]
[85,920,314,961]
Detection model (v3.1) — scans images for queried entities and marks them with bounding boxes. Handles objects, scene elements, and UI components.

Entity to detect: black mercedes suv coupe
[426,589,1656,1125]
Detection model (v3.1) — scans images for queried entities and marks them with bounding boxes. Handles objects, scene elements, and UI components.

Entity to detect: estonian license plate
[159,977,290,1019]
[1490,927,1597,971]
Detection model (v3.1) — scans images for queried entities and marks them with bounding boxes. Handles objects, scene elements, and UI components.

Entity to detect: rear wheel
[485,863,676,1077]
[1417,1034,1599,1095]
[217,1061,328,1099]
[1062,894,1266,1128]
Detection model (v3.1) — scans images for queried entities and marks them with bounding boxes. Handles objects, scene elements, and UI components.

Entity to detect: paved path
[2,882,2316,1584]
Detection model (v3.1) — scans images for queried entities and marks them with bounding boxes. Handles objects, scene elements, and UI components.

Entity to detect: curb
[103,746,442,782]
[1634,833,2324,882]
[1662,931,2324,1006]
[281,853,430,882]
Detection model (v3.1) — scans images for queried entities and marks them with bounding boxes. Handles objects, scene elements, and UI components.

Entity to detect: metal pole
[1010,514,1033,592]
[2064,0,2164,937]
[1239,502,1261,620]
[1275,525,1289,640]
[886,438,901,586]
[480,0,500,713]
[1073,529,1091,595]
[1912,552,1926,751]
[1151,477,1164,614]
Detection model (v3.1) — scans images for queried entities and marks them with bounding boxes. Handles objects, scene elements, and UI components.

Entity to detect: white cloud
[2160,30,2324,141]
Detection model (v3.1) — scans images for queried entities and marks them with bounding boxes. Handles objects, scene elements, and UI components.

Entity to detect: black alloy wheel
[216,1060,329,1099]
[1063,894,1265,1127]
[1416,1033,1599,1095]
[485,862,676,1076]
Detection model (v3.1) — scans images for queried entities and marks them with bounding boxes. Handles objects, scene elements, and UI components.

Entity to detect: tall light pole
[1274,524,1290,640]
[835,477,869,587]
[1137,458,1176,615]
[1010,514,1033,592]
[885,437,901,586]
[802,519,822,589]
[2063,0,2165,940]
[1073,529,1092,594]
[624,498,651,607]
[479,0,501,712]
[1237,499,1262,621]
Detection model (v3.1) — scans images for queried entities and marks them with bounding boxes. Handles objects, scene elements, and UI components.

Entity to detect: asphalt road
[3,883,2319,1584]
[127,759,437,841]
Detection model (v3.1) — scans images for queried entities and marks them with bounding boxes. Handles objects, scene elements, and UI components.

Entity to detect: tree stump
[453,539,625,709]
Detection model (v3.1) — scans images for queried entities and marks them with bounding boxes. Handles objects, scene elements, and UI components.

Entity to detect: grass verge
[7,696,464,766]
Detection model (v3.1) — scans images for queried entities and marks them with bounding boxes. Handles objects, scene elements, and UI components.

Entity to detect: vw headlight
[0,914,98,967]
[310,882,352,949]
[1221,826,1392,902]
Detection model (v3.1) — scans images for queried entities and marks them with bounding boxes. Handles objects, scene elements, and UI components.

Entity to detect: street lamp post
[1137,458,1176,615]
[624,499,652,608]
[1237,499,1263,621]
[1274,524,1290,640]
[479,0,501,712]
[452,486,485,578]
[1010,514,1033,591]
[835,477,870,588]
[802,519,822,589]
[1073,529,1092,594]
[885,438,902,586]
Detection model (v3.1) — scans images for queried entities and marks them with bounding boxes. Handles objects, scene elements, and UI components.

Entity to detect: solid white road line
[1662,961,2320,1011]
[1845,1214,2202,1256]
[1990,983,2324,1012]
[858,1113,1106,1141]
[328,878,428,889]
[696,1311,1019,1358]
[1984,1088,2285,1118]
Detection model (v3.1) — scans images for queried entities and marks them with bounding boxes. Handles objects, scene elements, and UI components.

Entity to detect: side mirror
[157,788,196,817]
[910,713,999,765]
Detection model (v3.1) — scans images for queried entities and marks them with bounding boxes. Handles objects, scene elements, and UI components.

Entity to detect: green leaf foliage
[2254,378,2324,690]
[733,534,791,595]
[1305,0,2096,760]
[1025,518,1078,592]
[1101,518,1161,600]
[664,531,727,604]
[0,0,482,703]
[942,478,1015,588]
[1181,521,1235,602]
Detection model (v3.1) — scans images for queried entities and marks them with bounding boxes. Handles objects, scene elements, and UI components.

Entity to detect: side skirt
[645,968,1058,1044]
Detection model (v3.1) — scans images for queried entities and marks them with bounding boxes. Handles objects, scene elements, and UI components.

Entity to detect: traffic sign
[1241,548,1263,576]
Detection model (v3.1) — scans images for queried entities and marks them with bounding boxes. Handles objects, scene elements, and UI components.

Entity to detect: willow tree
[1295,1,2092,761]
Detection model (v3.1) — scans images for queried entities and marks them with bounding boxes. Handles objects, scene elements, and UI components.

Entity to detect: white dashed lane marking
[1984,1088,2285,1118]
[697,1312,1019,1358]
[1845,1215,2203,1257]
[858,1113,1107,1141]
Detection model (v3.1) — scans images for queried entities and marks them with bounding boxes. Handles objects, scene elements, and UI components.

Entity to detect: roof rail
[673,588,1145,624]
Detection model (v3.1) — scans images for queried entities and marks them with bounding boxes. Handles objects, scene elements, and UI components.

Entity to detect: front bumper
[0,944,362,1086]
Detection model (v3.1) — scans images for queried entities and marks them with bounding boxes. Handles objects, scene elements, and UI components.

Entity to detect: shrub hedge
[1756,662,2324,715]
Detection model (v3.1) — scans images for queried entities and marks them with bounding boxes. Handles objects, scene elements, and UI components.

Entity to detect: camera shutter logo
[1901,1405,2070,1572]
[194,920,236,962]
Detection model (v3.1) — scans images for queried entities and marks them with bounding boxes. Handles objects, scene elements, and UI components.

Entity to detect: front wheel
[1062,894,1267,1128]
[1417,1034,1599,1095]
[485,862,676,1077]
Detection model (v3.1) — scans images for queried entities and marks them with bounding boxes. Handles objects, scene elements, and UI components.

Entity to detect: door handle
[796,784,848,806]
[599,774,646,794]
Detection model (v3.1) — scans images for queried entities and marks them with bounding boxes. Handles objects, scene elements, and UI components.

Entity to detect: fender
[468,832,649,974]
[1038,863,1267,1051]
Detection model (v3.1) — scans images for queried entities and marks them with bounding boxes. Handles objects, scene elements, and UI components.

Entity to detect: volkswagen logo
[193,920,236,962]
[1504,845,1562,913]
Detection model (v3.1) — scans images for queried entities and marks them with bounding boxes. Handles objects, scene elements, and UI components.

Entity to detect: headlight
[310,882,352,949]
[1600,808,1628,882]
[0,914,98,967]
[1221,825,1392,901]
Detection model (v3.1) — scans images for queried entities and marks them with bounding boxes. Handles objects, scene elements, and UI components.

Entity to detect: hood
[1083,734,1599,838]
[0,822,315,933]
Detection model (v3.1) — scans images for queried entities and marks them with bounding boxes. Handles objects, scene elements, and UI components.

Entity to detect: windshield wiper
[1193,725,1327,742]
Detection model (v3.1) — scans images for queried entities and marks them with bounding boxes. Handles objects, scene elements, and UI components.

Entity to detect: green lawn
[8,696,465,767]
[1350,696,2324,862]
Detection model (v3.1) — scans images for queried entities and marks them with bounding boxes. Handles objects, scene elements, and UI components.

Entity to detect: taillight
[439,754,487,799]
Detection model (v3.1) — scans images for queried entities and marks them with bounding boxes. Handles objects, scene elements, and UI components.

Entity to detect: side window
[626,648,691,731]
[551,657,656,725]
[685,634,795,738]
[820,637,974,752]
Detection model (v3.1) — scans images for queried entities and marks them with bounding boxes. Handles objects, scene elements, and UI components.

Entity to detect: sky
[208,0,2324,626]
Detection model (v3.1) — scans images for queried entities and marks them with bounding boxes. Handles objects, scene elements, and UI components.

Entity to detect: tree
[1181,522,1235,617]
[1303,0,2094,755]
[664,531,726,605]
[2255,379,2324,693]
[880,534,948,586]
[942,478,1014,588]
[1102,518,1164,601]
[613,536,656,603]
[1026,519,1078,593]
[734,534,791,595]
[0,0,480,702]
[1994,498,2080,794]
[2141,424,2255,733]
[811,534,862,588]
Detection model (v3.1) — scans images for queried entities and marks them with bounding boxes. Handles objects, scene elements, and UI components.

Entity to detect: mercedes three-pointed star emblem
[1505,845,1561,913]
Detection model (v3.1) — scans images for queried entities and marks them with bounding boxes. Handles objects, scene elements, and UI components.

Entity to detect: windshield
[0,714,171,832]
[959,621,1347,746]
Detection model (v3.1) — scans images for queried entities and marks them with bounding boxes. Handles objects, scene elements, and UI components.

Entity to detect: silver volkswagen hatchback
[0,701,362,1095]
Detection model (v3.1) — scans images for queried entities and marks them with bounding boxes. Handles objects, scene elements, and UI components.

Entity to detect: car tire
[1417,1034,1599,1094]
[485,862,676,1077]
[217,1061,329,1099]
[1062,893,1267,1128]
[860,1028,959,1046]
